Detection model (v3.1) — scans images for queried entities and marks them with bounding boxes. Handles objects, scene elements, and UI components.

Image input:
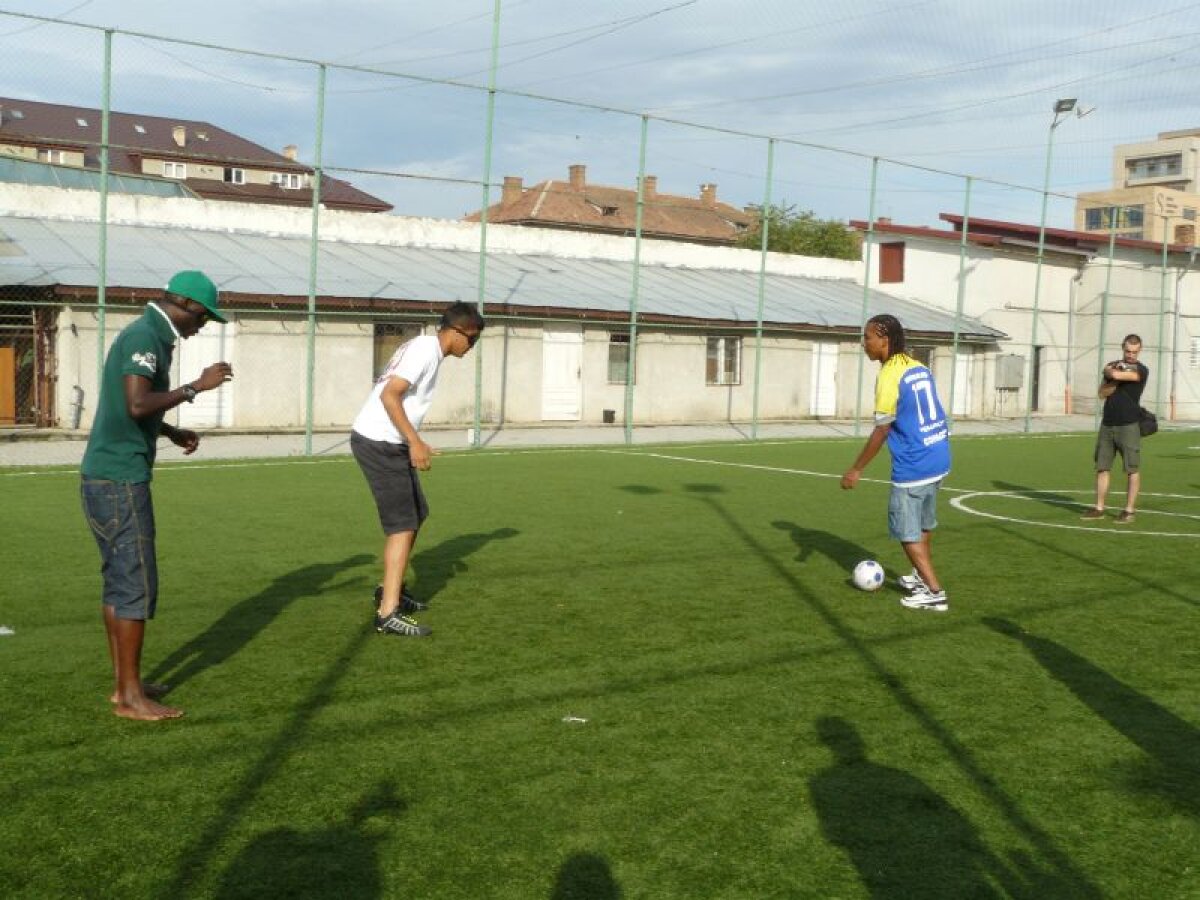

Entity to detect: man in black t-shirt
[1080,334,1149,524]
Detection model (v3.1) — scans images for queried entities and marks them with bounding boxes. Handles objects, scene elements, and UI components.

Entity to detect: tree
[735,203,860,260]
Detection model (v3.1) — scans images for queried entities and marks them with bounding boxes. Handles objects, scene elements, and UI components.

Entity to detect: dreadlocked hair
[866,314,906,358]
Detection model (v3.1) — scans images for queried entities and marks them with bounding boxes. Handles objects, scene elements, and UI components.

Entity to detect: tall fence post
[472,0,502,449]
[948,175,972,422]
[749,138,775,441]
[303,63,327,457]
[1095,209,1118,427]
[622,115,649,445]
[96,29,113,392]
[1155,228,1169,412]
[854,158,879,436]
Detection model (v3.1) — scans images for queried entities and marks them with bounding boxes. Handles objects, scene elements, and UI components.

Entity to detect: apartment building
[1075,127,1200,246]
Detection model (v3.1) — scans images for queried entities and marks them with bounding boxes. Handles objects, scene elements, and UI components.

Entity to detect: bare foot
[114,697,184,721]
[109,682,170,703]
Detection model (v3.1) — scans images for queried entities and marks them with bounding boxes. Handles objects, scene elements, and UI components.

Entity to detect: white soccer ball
[852,560,885,592]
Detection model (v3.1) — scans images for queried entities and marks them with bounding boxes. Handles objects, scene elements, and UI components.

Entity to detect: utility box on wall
[995,354,1025,390]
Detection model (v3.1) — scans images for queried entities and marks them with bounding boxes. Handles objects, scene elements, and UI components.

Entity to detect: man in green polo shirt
[81,270,234,721]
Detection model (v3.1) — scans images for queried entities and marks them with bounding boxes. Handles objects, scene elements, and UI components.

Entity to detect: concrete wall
[56,305,988,428]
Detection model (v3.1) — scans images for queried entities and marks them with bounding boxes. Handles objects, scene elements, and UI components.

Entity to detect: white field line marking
[1,458,351,477]
[950,490,1200,537]
[636,451,1200,537]
[0,443,620,477]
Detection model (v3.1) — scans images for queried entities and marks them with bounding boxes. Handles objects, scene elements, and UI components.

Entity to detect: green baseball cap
[165,270,227,323]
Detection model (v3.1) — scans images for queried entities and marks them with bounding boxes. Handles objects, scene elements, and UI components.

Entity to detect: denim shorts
[888,480,941,543]
[81,478,158,620]
[350,432,429,535]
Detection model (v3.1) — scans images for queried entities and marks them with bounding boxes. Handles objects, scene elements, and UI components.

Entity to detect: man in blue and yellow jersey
[841,314,951,612]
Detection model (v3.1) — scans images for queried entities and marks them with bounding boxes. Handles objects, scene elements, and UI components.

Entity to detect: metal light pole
[1024,98,1083,432]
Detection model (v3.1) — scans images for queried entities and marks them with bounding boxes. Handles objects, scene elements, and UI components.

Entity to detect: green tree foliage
[736,204,860,260]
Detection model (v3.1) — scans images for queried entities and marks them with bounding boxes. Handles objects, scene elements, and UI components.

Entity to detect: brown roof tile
[0,96,390,213]
[466,166,754,245]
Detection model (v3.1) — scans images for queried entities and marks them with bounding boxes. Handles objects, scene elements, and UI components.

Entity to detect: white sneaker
[901,588,948,612]
[897,569,925,592]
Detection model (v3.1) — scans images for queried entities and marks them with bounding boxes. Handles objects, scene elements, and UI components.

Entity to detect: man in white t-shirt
[350,302,485,637]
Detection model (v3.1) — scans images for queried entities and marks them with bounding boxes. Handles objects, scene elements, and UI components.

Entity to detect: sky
[1,0,1197,230]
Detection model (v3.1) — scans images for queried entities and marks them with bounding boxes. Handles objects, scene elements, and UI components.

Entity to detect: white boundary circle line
[634,451,1200,538]
[951,489,1200,538]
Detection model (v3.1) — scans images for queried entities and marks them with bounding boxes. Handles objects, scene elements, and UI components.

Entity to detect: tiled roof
[466,166,754,245]
[0,96,391,213]
[850,215,1193,256]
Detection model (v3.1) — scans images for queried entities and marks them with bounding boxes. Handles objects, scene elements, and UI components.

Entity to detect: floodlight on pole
[1024,98,1087,431]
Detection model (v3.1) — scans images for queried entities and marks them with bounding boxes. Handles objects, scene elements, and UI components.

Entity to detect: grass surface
[2,431,1198,898]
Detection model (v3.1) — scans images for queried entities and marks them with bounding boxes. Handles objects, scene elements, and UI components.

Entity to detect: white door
[176,321,234,428]
[952,350,974,417]
[809,341,837,416]
[541,325,583,421]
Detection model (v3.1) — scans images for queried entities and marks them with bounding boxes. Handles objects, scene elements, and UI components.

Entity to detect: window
[163,161,187,179]
[1126,154,1183,180]
[134,124,146,134]
[274,172,302,189]
[1084,205,1144,232]
[37,149,67,164]
[373,323,422,379]
[75,117,87,127]
[224,167,245,185]
[879,242,905,283]
[909,346,933,367]
[1184,208,1197,221]
[706,336,741,385]
[608,333,634,384]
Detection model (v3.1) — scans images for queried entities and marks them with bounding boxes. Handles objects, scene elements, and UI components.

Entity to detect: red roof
[850,214,1193,256]
[0,96,391,213]
[466,166,754,245]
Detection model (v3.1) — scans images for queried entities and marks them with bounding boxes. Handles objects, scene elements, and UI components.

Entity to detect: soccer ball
[852,560,885,592]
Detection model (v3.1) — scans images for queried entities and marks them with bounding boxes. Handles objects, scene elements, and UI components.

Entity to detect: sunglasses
[450,325,480,348]
[166,295,211,325]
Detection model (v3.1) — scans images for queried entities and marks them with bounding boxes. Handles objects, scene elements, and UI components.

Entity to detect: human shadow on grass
[651,485,1104,899]
[985,618,1200,818]
[409,527,519,602]
[811,716,1011,899]
[549,851,622,900]
[164,624,377,897]
[771,520,881,590]
[148,553,373,691]
[213,781,403,900]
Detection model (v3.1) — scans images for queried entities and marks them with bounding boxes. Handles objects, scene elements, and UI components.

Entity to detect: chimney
[172,125,186,148]
[568,164,586,192]
[699,183,717,206]
[283,144,298,161]
[641,175,657,199]
[502,175,523,205]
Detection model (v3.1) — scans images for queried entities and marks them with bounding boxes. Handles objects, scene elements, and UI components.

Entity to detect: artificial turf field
[2,429,1198,899]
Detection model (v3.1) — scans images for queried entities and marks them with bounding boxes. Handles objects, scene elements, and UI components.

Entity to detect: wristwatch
[181,384,198,403]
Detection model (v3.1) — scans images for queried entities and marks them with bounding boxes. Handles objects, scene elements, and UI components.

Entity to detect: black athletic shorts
[350,431,429,534]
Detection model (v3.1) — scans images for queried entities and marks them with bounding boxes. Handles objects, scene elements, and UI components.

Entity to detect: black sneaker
[374,584,428,614]
[374,611,431,637]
